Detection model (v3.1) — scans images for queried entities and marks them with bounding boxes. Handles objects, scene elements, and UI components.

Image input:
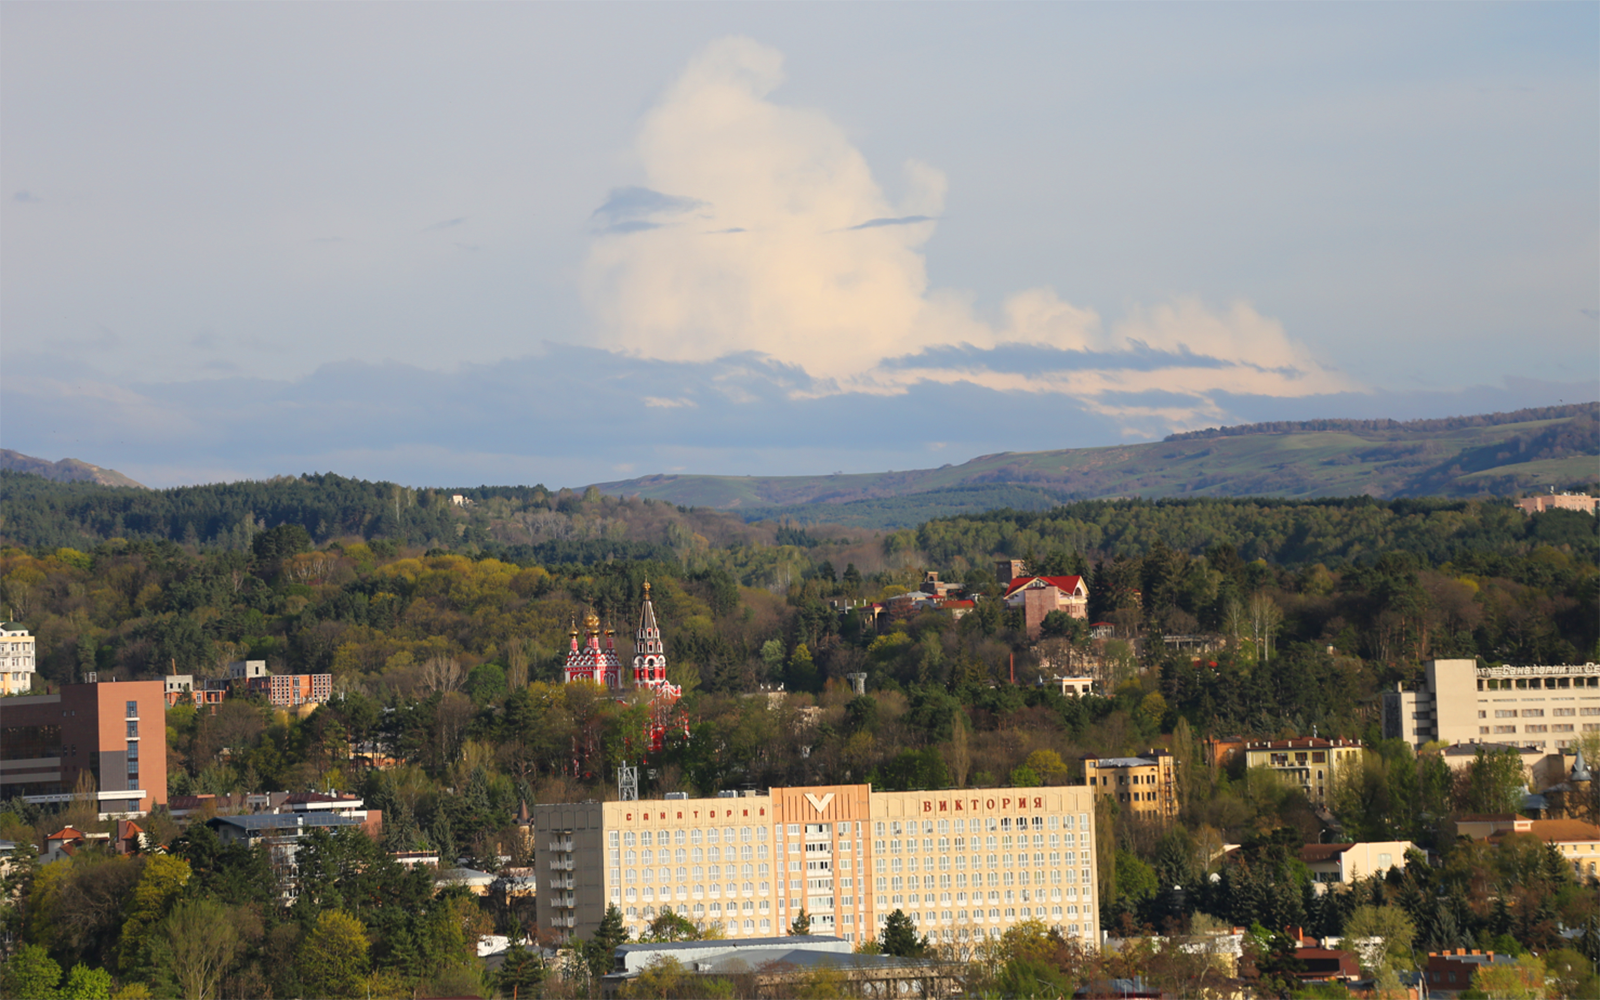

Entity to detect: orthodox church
[562,581,685,752]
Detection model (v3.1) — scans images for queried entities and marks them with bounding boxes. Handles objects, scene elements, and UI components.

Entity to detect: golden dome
[584,611,601,629]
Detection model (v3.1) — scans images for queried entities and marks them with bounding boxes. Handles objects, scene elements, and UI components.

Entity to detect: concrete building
[1085,752,1177,823]
[1296,841,1413,888]
[1452,815,1600,882]
[163,674,229,709]
[1244,738,1363,806]
[0,622,37,695]
[1514,492,1598,515]
[531,783,1098,949]
[0,679,167,815]
[1383,659,1600,751]
[1425,949,1522,996]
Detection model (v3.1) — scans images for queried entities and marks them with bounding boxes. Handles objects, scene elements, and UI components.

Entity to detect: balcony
[548,858,575,871]
[549,877,574,891]
[549,840,574,853]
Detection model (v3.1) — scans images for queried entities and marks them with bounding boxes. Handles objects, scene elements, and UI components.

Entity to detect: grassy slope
[594,414,1598,518]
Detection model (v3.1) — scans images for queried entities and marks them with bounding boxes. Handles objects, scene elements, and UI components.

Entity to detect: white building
[0,622,37,695]
[532,783,1098,950]
[1382,659,1600,751]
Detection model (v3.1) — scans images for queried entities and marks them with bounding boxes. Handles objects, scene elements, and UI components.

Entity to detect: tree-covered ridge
[1163,401,1596,441]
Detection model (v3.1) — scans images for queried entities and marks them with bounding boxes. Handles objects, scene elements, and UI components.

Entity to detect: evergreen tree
[879,910,927,957]
[583,904,630,979]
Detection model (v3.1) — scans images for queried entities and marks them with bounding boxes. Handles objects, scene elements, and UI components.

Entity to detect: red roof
[1002,575,1085,599]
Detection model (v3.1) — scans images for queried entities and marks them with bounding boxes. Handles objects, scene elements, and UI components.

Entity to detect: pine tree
[583,904,630,979]
[879,909,926,958]
[790,908,812,935]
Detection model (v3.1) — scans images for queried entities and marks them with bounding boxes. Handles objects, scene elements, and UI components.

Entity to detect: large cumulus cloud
[583,37,1352,429]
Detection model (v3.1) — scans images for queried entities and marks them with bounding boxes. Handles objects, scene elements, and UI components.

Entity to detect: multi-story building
[1000,571,1090,640]
[0,622,37,695]
[221,660,332,709]
[1513,492,1598,516]
[0,680,167,815]
[1244,737,1363,805]
[163,674,229,708]
[532,783,1098,950]
[1085,751,1177,822]
[268,672,332,708]
[1383,659,1600,751]
[1296,841,1414,887]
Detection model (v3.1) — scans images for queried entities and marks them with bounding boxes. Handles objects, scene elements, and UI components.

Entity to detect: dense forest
[1,479,1598,997]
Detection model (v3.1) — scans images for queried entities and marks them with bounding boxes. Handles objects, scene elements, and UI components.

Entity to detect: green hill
[594,403,1599,527]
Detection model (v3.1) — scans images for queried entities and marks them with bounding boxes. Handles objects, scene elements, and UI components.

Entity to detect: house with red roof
[1001,574,1089,638]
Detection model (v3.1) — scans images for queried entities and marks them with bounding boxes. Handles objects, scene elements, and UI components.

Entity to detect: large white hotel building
[532,783,1099,948]
[1382,659,1600,750]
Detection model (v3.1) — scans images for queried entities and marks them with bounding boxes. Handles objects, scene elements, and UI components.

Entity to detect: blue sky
[3,3,1595,488]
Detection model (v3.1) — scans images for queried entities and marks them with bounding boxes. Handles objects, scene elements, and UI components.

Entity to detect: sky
[3,3,1596,490]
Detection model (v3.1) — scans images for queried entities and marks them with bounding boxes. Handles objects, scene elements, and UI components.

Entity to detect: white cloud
[582,37,1356,432]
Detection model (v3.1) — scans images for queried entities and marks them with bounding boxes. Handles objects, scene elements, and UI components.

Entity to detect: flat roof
[209,813,362,832]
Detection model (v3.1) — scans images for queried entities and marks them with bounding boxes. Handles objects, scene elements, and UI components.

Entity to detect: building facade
[1513,493,1598,515]
[532,783,1098,950]
[0,622,37,696]
[1244,738,1363,805]
[1383,659,1600,751]
[0,680,168,815]
[1085,752,1177,822]
[1296,841,1413,886]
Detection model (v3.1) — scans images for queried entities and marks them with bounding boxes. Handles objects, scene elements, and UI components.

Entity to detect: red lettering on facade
[939,800,948,812]
[954,800,963,811]
[923,801,932,813]
[1034,797,1043,809]
[677,812,683,820]
[626,813,633,821]
[1002,798,1011,810]
[986,799,996,810]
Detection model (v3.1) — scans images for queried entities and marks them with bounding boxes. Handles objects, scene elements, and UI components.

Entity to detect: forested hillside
[596,403,1600,527]
[2,489,1598,996]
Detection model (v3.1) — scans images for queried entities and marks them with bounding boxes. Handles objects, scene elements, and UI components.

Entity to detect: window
[125,701,138,718]
[1523,709,1545,718]
[126,720,139,738]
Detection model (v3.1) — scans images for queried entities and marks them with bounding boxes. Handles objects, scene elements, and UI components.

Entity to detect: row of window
[621,864,768,882]
[877,868,1088,890]
[614,844,767,865]
[877,815,1083,837]
[876,832,1078,854]
[619,881,770,898]
[611,826,765,848]
[1479,675,1600,690]
[876,851,1079,873]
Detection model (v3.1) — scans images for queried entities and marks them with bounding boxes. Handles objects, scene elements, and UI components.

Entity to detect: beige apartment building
[1383,659,1600,751]
[1244,737,1363,805]
[532,783,1098,949]
[1,622,38,696]
[1085,751,1178,823]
